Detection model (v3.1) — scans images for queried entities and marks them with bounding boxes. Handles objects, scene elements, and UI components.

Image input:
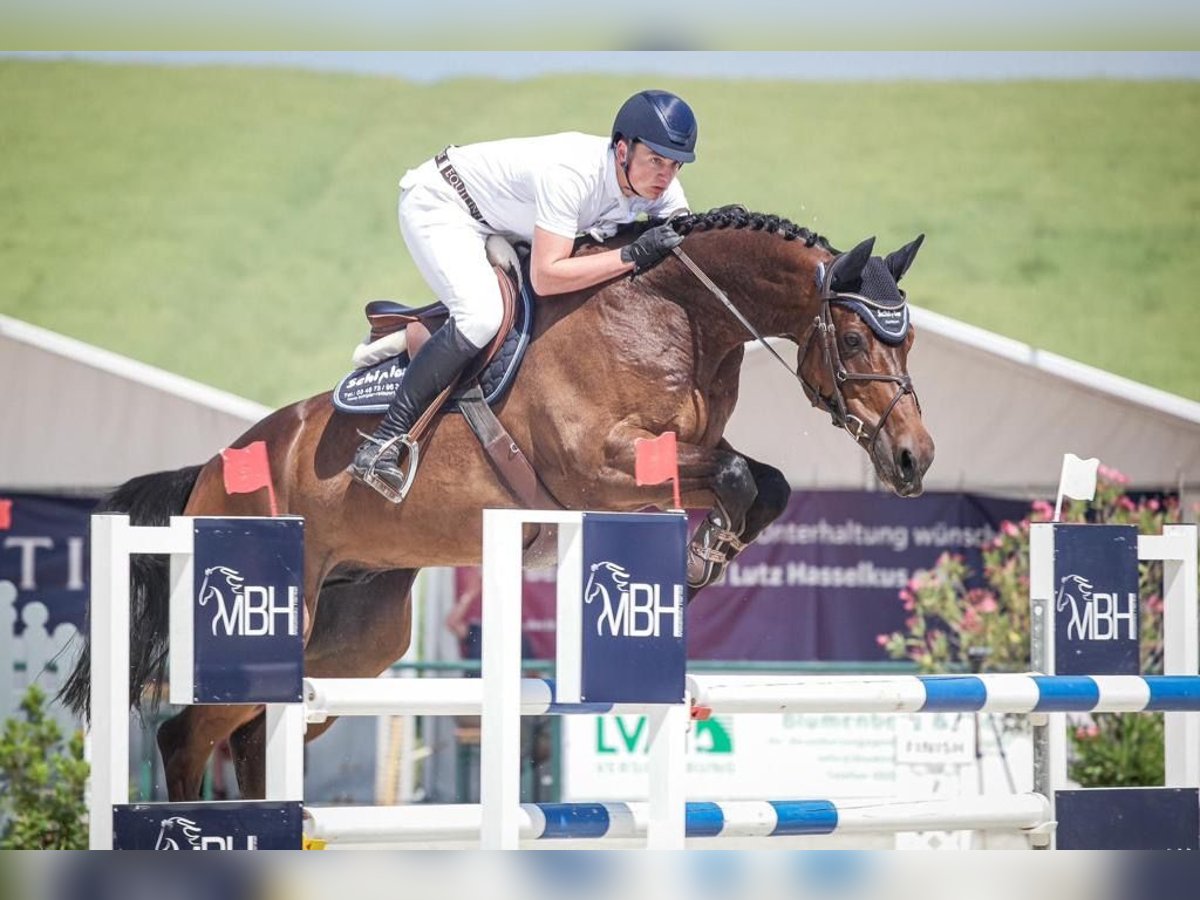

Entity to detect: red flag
[635,431,681,509]
[220,441,279,516]
[0,499,11,531]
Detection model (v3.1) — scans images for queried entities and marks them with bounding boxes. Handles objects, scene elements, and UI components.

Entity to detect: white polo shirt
[401,132,689,243]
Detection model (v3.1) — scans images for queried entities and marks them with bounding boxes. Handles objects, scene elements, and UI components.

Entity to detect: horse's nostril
[898,448,916,482]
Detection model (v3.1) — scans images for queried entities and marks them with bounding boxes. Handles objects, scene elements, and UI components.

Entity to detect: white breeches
[398,164,504,351]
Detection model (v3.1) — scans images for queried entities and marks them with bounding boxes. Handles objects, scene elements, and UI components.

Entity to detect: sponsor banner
[577,512,687,703]
[113,801,302,849]
[0,492,96,634]
[562,710,1028,801]
[1052,525,1139,675]
[191,518,304,703]
[685,491,1030,661]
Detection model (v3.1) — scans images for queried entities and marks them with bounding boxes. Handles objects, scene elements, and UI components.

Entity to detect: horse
[61,206,935,801]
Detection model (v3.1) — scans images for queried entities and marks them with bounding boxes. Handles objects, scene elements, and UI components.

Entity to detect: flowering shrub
[878,466,1187,786]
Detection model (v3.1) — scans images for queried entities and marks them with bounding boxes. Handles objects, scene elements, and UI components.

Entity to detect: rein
[671,246,918,451]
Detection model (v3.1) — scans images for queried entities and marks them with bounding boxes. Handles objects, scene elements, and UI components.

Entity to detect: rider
[349,89,699,501]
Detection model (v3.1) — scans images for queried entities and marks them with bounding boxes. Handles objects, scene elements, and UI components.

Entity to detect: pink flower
[1148,498,1160,511]
[1074,724,1100,741]
[876,634,890,647]
[1002,521,1019,537]
[1119,496,1136,511]
[977,595,998,614]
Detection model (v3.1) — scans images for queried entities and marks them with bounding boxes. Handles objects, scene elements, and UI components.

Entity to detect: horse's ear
[884,233,925,283]
[829,236,875,291]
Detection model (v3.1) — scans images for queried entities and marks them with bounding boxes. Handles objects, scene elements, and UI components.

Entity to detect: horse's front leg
[598,430,779,595]
[685,440,792,591]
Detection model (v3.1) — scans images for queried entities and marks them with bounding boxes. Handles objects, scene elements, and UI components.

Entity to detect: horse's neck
[661,230,827,355]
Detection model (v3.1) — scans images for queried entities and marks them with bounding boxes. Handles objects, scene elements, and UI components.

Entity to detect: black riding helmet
[611,90,698,164]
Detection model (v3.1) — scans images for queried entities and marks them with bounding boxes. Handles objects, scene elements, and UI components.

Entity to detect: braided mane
[669,205,837,252]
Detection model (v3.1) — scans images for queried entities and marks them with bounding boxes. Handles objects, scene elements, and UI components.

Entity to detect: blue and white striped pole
[304,794,1052,846]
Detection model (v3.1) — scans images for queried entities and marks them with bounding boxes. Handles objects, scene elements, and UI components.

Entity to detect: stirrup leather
[356,432,421,504]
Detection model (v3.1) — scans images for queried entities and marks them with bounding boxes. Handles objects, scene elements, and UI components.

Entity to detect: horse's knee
[713,455,757,525]
[752,466,791,522]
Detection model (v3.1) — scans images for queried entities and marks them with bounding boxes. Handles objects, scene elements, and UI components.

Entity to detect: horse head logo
[197,565,245,609]
[584,561,630,608]
[155,815,203,850]
[1056,573,1094,614]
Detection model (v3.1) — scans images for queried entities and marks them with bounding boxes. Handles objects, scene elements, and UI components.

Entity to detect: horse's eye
[842,331,864,352]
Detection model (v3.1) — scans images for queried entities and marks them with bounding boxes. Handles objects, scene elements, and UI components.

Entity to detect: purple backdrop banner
[685,490,1030,661]
[6,489,1032,664]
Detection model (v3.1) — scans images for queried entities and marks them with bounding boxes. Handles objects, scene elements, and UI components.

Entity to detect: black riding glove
[620,224,683,272]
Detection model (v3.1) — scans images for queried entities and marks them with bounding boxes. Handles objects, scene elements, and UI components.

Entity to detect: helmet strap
[617,139,648,199]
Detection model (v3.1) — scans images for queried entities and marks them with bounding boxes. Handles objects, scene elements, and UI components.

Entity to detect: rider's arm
[530,228,634,296]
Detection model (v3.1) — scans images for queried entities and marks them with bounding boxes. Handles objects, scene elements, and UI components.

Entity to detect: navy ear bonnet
[823,257,910,345]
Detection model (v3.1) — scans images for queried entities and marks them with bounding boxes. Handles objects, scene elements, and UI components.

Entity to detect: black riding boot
[348,319,480,502]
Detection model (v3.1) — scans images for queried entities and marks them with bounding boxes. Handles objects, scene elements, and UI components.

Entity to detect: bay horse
[62,206,935,801]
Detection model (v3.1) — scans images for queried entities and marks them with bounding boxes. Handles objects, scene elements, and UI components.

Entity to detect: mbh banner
[1051,524,1140,675]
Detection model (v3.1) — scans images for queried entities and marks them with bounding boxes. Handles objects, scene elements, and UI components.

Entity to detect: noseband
[672,247,919,453]
[796,263,920,451]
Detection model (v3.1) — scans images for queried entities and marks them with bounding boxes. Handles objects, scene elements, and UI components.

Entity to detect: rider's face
[617,140,683,199]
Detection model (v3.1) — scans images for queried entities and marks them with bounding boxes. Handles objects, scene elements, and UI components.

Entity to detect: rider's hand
[620,224,683,272]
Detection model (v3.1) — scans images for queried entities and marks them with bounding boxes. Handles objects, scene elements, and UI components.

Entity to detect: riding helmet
[611,90,698,163]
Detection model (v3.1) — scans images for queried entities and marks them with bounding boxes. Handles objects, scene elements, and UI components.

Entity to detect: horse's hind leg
[227,568,418,799]
[157,704,262,801]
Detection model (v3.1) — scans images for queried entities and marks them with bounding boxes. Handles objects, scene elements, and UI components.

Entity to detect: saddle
[338,238,560,513]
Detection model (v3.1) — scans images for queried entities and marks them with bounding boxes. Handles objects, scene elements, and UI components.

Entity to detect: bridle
[671,246,920,452]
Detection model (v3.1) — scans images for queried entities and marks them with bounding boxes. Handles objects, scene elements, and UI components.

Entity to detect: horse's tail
[58,465,204,720]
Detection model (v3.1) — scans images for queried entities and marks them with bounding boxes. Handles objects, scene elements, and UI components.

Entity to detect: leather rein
[670,246,919,452]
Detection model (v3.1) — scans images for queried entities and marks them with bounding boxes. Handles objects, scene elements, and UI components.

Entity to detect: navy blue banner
[113,801,302,849]
[1052,524,1139,675]
[0,491,97,634]
[686,491,1031,662]
[580,512,686,703]
[192,519,304,703]
[1056,789,1200,850]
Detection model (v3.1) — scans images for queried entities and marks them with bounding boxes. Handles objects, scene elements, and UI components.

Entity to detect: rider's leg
[349,317,480,482]
[348,180,504,500]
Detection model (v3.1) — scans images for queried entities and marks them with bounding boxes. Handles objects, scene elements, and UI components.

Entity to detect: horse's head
[795,235,935,496]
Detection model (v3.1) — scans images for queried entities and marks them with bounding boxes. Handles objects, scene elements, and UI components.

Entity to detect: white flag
[1054,453,1100,521]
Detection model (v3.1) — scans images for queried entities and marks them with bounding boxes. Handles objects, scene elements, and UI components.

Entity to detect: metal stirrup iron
[356,432,421,504]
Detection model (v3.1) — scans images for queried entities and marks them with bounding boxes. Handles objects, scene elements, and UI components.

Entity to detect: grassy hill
[1,60,1198,404]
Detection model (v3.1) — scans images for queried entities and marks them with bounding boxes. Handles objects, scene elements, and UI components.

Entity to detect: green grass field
[2,60,1198,405]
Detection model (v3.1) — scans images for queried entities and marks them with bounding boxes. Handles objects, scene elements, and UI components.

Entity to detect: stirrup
[354,432,421,504]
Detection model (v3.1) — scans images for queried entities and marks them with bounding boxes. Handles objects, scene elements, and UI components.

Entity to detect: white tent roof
[726,306,1200,497]
[3,310,1198,500]
[0,315,268,492]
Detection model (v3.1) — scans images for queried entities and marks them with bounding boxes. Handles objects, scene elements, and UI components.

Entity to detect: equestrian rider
[349,89,699,501]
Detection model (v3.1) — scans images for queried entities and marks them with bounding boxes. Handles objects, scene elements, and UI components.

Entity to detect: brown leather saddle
[360,266,560,513]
